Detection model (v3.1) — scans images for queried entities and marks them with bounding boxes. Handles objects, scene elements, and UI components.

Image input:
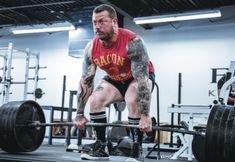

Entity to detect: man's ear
[112,18,118,26]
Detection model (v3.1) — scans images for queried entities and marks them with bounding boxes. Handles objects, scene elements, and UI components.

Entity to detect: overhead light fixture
[134,9,221,25]
[12,25,75,34]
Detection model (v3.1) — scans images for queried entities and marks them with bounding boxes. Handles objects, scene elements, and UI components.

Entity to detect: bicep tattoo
[127,36,151,116]
[77,42,96,114]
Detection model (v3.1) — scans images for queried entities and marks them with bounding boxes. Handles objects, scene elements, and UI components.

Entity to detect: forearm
[127,35,151,116]
[136,77,151,116]
[131,60,151,116]
[76,77,94,114]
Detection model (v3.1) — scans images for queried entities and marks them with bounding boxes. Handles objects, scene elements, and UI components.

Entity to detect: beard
[96,29,115,41]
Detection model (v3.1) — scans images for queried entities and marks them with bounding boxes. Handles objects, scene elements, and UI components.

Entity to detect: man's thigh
[90,80,124,106]
[124,79,153,103]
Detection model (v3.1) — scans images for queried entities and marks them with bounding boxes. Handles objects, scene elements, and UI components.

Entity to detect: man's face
[92,10,116,41]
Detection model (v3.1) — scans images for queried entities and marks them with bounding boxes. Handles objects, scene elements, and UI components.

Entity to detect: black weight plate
[205,104,225,162]
[192,129,206,162]
[0,100,45,152]
[205,105,220,162]
[113,101,126,112]
[223,106,235,162]
[108,121,128,142]
[216,106,231,161]
[229,106,235,162]
[35,88,43,99]
[0,103,18,152]
[16,101,46,152]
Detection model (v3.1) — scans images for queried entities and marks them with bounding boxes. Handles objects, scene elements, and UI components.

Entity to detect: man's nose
[94,23,100,29]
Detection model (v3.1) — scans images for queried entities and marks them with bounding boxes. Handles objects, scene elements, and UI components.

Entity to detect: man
[73,4,155,161]
[217,72,235,105]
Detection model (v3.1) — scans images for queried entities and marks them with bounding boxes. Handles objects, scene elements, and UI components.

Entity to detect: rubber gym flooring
[0,141,198,162]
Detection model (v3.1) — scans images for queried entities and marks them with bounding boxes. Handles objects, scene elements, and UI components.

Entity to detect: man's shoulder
[119,28,136,37]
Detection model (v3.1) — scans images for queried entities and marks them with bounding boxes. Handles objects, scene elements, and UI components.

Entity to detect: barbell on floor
[0,100,234,162]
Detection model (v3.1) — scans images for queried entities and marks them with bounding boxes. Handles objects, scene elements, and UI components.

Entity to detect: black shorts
[103,72,155,97]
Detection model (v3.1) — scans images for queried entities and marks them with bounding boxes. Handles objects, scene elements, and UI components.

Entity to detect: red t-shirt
[92,28,154,81]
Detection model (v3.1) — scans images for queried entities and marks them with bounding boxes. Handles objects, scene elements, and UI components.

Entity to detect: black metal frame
[145,81,161,159]
[42,106,76,145]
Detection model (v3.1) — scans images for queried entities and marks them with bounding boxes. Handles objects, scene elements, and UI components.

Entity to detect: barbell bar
[0,100,235,162]
[17,121,204,136]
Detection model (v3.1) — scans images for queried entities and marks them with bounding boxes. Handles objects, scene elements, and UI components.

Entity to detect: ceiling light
[12,25,75,34]
[134,9,221,25]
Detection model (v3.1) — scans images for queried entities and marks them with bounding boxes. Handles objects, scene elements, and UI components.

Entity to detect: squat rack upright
[0,42,43,105]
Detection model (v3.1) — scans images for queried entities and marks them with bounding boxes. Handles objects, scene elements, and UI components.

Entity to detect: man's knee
[126,97,136,106]
[89,94,105,112]
[125,97,139,115]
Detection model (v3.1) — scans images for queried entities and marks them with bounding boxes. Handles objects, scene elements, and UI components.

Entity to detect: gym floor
[0,139,197,162]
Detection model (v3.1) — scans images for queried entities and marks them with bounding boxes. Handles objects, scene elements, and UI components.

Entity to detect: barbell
[17,121,203,136]
[0,100,234,162]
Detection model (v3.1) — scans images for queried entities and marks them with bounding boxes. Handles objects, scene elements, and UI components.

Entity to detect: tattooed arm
[127,35,151,116]
[77,41,97,115]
